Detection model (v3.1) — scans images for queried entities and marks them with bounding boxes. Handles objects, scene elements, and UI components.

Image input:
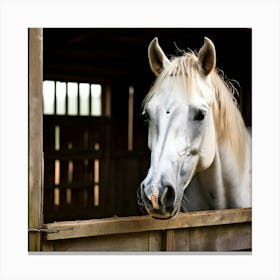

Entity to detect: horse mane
[143,51,247,170]
[211,70,247,169]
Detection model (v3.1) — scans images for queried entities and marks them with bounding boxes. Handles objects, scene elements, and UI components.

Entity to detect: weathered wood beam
[43,208,252,241]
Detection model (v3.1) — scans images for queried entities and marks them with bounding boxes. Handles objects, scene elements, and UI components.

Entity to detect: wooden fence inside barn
[28,28,252,252]
[42,208,251,252]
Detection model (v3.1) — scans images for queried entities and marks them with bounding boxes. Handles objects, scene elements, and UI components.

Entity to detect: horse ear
[148,37,171,75]
[198,37,216,76]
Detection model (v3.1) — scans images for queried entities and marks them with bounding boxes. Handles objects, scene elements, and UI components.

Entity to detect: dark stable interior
[42,28,251,222]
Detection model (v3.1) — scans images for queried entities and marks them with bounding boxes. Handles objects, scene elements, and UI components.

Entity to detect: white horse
[140,37,251,219]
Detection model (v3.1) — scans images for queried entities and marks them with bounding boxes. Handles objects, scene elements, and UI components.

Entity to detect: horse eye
[142,111,150,121]
[193,110,205,121]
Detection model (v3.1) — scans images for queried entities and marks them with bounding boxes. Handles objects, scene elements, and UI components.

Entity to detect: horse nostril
[159,185,176,209]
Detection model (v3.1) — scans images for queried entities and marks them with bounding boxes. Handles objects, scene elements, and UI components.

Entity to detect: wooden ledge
[43,208,252,241]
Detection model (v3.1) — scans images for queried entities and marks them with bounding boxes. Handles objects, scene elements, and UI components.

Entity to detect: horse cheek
[180,155,199,190]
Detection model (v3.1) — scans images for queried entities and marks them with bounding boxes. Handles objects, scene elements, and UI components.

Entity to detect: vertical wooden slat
[148,231,163,251]
[174,228,191,251]
[28,28,43,251]
[165,229,175,251]
[103,83,111,117]
[128,86,134,151]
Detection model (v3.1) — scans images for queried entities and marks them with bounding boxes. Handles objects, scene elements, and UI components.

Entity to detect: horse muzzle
[140,182,178,219]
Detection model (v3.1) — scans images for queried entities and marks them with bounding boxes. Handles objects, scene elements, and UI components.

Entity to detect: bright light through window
[91,84,102,116]
[68,82,78,115]
[43,81,55,114]
[79,83,90,116]
[43,80,102,116]
[56,82,66,115]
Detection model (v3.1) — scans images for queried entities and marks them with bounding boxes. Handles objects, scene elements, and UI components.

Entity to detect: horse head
[140,37,218,219]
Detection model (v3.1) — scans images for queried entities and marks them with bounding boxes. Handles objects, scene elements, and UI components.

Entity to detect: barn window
[67,82,78,115]
[43,81,55,114]
[91,84,102,116]
[56,82,66,115]
[43,80,102,116]
[79,83,90,116]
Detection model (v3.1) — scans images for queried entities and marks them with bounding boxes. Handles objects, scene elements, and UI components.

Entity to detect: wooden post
[28,28,44,251]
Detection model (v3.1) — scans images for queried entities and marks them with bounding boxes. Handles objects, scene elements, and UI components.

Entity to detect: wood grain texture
[43,231,163,252]
[165,229,175,251]
[174,223,251,251]
[42,221,251,252]
[28,28,43,251]
[43,208,252,240]
[189,223,252,251]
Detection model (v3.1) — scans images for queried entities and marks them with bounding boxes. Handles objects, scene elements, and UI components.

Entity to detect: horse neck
[196,127,251,209]
[218,127,252,208]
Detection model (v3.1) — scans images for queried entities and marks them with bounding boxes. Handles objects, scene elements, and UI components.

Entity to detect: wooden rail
[43,208,251,241]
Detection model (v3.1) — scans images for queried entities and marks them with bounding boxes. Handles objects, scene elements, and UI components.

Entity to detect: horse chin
[150,213,174,220]
[147,207,179,220]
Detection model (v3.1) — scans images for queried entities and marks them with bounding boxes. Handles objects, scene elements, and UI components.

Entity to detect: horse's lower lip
[148,208,177,219]
[151,215,174,220]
